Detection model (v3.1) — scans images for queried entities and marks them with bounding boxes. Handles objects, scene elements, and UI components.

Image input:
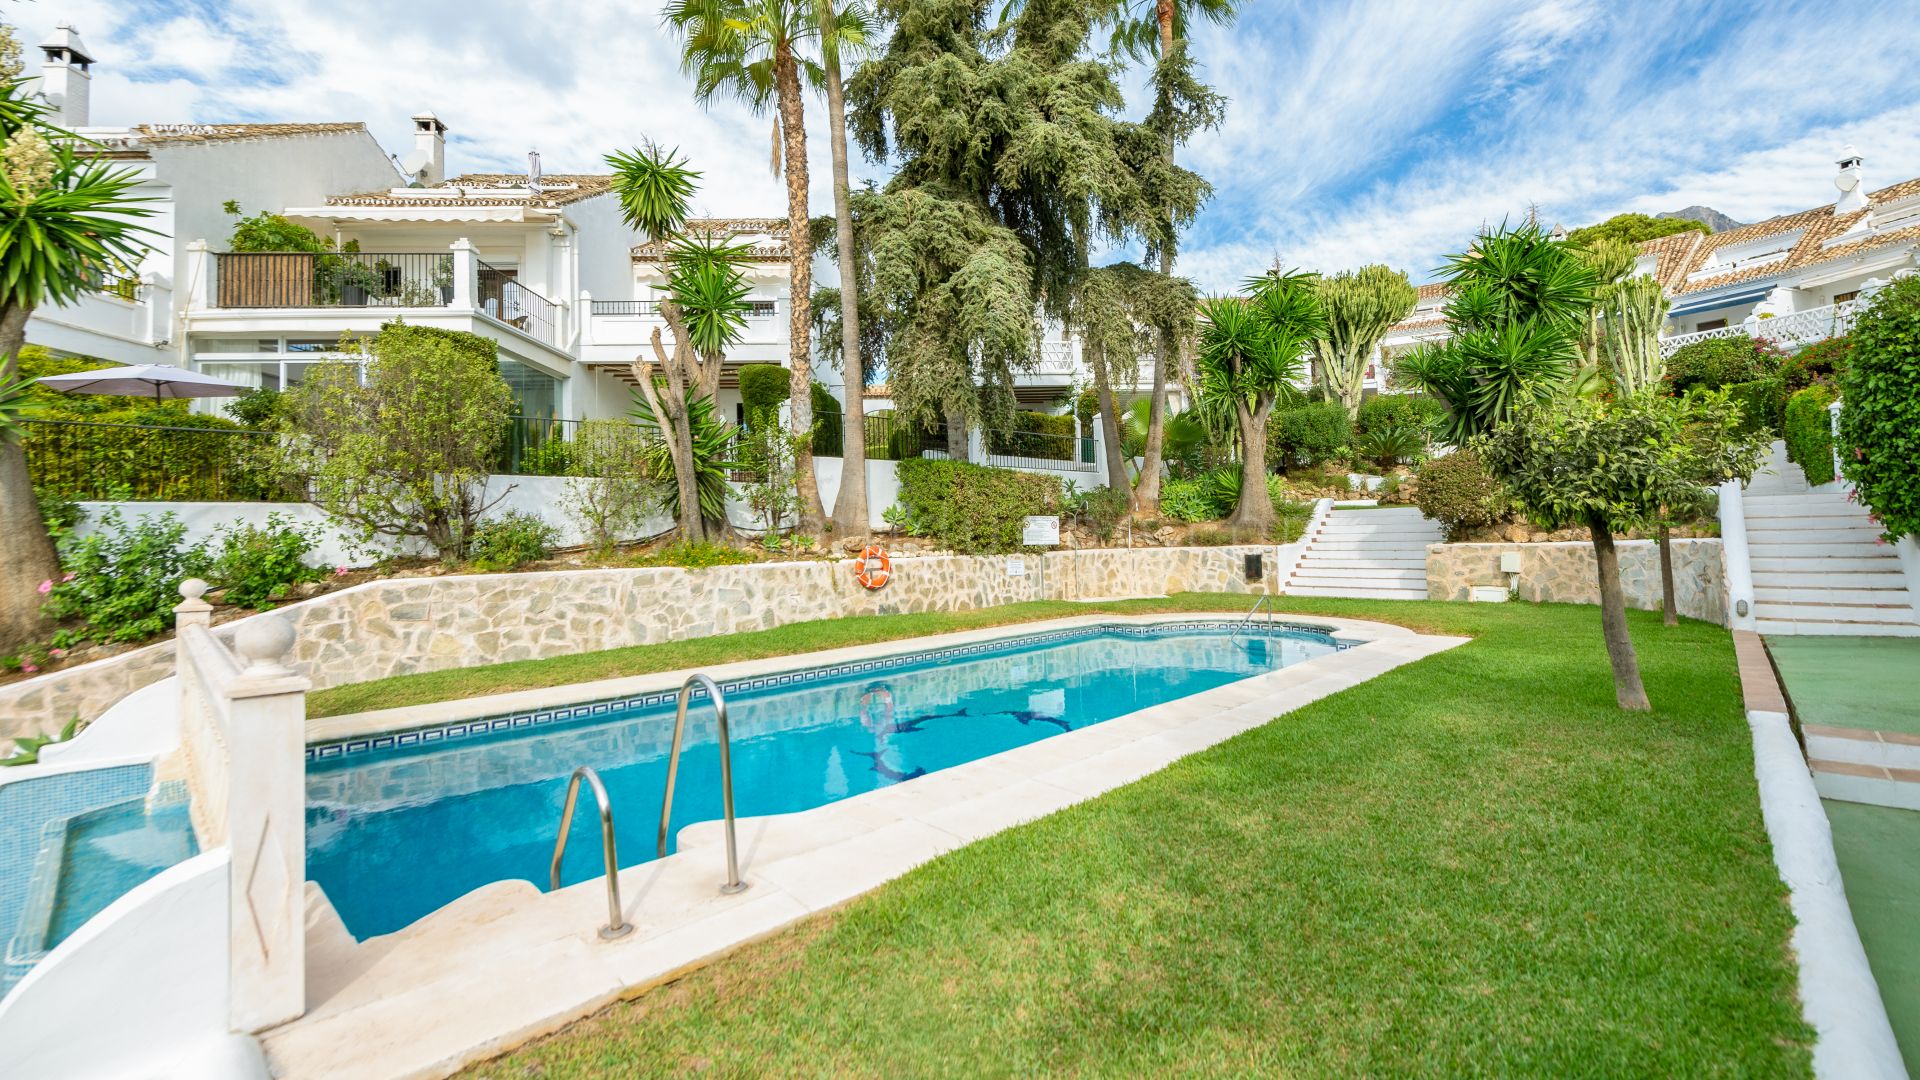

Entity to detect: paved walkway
[1825,801,1920,1069]
[1767,637,1920,737]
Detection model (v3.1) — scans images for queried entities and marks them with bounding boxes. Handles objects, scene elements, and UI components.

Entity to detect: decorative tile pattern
[305,622,1352,764]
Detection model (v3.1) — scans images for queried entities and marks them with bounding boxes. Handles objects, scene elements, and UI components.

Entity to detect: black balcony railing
[22,419,288,502]
[590,298,778,318]
[213,252,454,308]
[811,411,945,461]
[478,260,557,341]
[85,264,140,302]
[984,425,1095,472]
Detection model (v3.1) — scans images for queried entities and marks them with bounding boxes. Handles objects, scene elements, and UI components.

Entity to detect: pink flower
[1855,448,1865,460]
[48,648,66,659]
[334,566,349,577]
[61,572,74,583]
[37,579,52,595]
[20,663,37,673]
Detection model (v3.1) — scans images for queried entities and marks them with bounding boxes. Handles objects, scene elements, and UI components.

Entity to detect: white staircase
[1743,443,1920,637]
[1281,505,1441,600]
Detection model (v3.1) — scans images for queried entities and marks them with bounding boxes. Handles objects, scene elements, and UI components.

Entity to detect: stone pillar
[183,239,212,313]
[579,290,594,347]
[450,238,477,311]
[222,614,310,1034]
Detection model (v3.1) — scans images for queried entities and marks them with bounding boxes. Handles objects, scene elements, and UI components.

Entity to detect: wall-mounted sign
[1007,557,1027,577]
[1022,515,1060,547]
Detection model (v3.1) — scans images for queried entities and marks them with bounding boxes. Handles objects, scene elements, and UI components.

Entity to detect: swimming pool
[306,620,1351,938]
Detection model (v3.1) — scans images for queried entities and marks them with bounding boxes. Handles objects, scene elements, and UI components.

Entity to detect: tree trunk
[0,303,62,653]
[945,408,969,463]
[823,50,868,539]
[1133,4,1180,517]
[1658,520,1677,627]
[1225,399,1275,534]
[1588,513,1651,711]
[773,45,825,537]
[1093,352,1129,494]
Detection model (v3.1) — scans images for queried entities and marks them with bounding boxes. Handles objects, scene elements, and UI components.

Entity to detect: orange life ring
[855,545,892,590]
[860,686,895,732]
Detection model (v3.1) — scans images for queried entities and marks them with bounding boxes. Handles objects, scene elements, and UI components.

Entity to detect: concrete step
[1297,556,1428,570]
[1753,569,1911,590]
[1281,584,1429,601]
[1748,540,1894,559]
[1743,511,1873,530]
[1750,556,1904,575]
[1289,567,1427,585]
[1313,525,1443,538]
[1326,507,1426,517]
[1752,602,1919,624]
[1306,537,1437,549]
[1742,494,1862,515]
[1755,585,1915,606]
[1757,619,1920,637]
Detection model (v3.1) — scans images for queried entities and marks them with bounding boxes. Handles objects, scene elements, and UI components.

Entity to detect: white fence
[1660,298,1864,358]
[173,581,310,1034]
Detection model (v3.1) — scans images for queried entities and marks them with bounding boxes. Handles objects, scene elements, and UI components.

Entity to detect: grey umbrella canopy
[34,363,249,401]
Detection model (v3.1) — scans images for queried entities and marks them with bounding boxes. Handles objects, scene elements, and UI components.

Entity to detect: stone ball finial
[179,578,209,602]
[234,615,296,674]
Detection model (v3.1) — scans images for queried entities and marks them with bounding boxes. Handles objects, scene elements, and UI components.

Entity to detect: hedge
[1356,393,1444,434]
[1724,376,1789,437]
[737,364,789,427]
[1783,384,1838,486]
[1269,403,1351,467]
[1837,276,1920,540]
[893,458,1062,553]
[1414,449,1511,541]
[24,410,284,501]
[986,410,1077,461]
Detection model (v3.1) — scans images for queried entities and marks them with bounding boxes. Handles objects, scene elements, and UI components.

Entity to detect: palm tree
[665,0,829,536]
[1104,0,1237,516]
[814,0,875,538]
[1195,270,1324,532]
[606,145,753,542]
[0,89,154,651]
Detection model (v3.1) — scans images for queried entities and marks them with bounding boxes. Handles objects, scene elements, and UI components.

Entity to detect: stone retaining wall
[0,545,1276,744]
[1426,539,1726,624]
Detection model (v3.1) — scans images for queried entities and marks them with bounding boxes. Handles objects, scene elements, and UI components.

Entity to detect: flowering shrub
[1838,277,1920,541]
[41,509,213,646]
[469,511,558,571]
[210,514,327,610]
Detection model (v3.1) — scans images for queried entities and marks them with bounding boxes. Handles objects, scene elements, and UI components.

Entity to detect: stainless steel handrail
[658,674,748,895]
[550,766,634,941]
[1232,594,1274,640]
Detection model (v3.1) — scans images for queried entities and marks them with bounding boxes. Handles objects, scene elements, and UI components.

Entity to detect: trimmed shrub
[41,509,214,646]
[894,458,1063,553]
[469,511,557,571]
[1270,403,1351,467]
[1356,393,1445,434]
[736,364,790,428]
[211,514,326,610]
[1414,449,1511,541]
[1838,276,1920,540]
[987,410,1077,461]
[1783,385,1839,486]
[1780,335,1851,394]
[1723,376,1789,437]
[1663,335,1784,394]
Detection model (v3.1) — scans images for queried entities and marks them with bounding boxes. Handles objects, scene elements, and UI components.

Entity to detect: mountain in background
[1657,206,1745,233]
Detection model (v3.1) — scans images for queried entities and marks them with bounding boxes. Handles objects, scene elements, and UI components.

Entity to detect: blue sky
[23,0,1920,289]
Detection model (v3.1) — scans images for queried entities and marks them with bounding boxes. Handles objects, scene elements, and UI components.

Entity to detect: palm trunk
[823,50,869,539]
[0,304,61,653]
[1093,352,1129,494]
[1588,513,1651,711]
[772,45,825,537]
[1133,3,1180,517]
[1225,398,1275,534]
[1658,521,1678,627]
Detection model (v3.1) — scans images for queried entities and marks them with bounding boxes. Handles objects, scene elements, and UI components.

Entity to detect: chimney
[37,24,95,127]
[1834,146,1868,214]
[403,111,447,186]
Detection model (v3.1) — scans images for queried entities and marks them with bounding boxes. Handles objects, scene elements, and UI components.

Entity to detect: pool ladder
[1232,594,1275,640]
[549,674,747,942]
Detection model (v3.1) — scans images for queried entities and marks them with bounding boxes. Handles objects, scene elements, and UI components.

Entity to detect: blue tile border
[305,620,1354,764]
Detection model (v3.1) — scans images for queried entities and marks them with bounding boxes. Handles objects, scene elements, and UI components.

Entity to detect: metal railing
[477,260,557,342]
[213,252,454,309]
[1232,594,1275,640]
[590,298,779,318]
[984,425,1095,472]
[811,411,945,460]
[658,674,747,896]
[85,264,140,302]
[21,419,288,502]
[550,766,634,941]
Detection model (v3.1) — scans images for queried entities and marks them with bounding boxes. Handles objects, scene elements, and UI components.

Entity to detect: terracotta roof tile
[136,122,367,144]
[326,173,616,209]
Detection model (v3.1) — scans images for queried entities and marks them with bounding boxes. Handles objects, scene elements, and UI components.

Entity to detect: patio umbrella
[34,363,249,402]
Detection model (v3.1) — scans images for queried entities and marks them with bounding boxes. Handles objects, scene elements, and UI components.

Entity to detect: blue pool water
[306,622,1347,938]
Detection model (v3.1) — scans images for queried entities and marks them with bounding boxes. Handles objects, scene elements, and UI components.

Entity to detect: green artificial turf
[1824,800,1920,1066]
[1766,637,1920,736]
[454,598,1810,1078]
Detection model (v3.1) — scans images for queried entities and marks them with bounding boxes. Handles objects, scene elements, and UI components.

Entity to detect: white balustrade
[1660,298,1864,358]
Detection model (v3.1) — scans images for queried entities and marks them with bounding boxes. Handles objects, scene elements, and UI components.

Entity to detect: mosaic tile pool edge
[305,621,1354,764]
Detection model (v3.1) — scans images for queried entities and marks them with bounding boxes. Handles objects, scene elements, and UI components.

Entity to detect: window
[1834,291,1859,304]
[499,360,561,417]
[1696,319,1728,331]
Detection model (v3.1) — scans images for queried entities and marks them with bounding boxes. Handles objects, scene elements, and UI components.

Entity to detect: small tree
[1838,276,1920,542]
[1310,265,1417,419]
[562,419,660,557]
[737,420,807,539]
[1478,392,1765,710]
[1195,270,1325,532]
[267,324,514,559]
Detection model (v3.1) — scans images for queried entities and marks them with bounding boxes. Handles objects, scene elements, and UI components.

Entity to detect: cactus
[1600,275,1670,395]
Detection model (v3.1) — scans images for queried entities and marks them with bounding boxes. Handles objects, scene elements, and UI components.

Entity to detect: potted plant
[434,254,455,305]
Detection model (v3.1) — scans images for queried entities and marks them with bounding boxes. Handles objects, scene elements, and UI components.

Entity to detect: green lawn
[450,598,1809,1078]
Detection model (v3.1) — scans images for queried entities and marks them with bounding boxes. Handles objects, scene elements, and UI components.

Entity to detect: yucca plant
[1196,269,1326,530]
[1354,423,1425,470]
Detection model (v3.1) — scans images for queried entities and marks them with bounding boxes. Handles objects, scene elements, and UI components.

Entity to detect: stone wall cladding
[1,546,1275,743]
[1425,539,1726,624]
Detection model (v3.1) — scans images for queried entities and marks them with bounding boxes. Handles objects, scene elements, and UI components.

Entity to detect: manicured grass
[1767,637,1920,736]
[462,598,1811,1078]
[1824,800,1920,1065]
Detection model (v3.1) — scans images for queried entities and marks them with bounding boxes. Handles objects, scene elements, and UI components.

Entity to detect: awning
[1668,284,1775,318]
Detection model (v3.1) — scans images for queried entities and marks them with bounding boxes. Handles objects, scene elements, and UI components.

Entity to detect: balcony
[1658,297,1864,358]
[194,242,566,353]
[580,295,787,367]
